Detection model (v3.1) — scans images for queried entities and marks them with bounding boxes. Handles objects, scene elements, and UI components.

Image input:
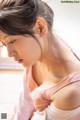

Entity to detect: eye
[8,39,16,45]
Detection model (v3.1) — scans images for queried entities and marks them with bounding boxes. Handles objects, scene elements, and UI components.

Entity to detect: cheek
[16,38,42,61]
[21,43,41,61]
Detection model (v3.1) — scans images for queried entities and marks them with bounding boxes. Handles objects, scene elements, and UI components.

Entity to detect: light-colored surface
[44,0,80,57]
[0,57,23,70]
[0,69,24,120]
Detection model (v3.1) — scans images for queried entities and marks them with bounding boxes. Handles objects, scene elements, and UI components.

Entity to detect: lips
[14,58,23,63]
[18,59,23,63]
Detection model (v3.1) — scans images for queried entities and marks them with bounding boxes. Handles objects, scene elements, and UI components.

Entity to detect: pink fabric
[71,113,80,120]
[14,73,35,120]
[26,68,80,120]
[14,69,80,120]
[14,50,80,120]
[27,68,80,111]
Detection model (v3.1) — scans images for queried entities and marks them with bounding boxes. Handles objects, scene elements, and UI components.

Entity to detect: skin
[0,17,80,111]
[0,33,42,67]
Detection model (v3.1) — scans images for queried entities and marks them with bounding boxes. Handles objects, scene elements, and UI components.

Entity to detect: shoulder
[53,82,80,110]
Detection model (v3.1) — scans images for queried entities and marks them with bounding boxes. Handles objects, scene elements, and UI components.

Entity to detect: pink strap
[45,72,80,98]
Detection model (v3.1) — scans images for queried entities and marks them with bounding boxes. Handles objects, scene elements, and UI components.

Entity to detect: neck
[40,33,80,79]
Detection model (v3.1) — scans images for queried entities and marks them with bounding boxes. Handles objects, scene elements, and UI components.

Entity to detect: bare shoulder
[53,82,80,110]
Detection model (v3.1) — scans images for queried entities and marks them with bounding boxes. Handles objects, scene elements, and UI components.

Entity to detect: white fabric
[31,110,46,120]
[31,102,80,120]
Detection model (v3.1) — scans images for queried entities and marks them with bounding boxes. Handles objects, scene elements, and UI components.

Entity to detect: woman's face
[0,18,49,67]
[0,30,42,67]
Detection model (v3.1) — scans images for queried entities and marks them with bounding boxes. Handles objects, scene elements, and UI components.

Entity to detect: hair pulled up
[0,0,54,36]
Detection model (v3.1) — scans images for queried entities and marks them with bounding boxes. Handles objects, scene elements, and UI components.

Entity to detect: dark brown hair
[0,0,54,36]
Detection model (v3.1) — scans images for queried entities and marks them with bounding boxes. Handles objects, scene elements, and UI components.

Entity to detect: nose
[6,44,16,57]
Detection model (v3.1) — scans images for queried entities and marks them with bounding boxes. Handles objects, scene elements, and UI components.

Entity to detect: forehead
[0,30,9,41]
[0,30,18,43]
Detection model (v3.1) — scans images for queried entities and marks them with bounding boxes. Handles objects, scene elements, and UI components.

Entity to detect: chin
[22,63,27,67]
[22,62,31,68]
[23,62,36,68]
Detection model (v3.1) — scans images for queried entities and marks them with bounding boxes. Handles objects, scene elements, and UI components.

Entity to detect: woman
[0,0,80,120]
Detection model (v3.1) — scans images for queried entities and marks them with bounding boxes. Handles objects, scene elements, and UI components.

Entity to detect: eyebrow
[3,35,9,39]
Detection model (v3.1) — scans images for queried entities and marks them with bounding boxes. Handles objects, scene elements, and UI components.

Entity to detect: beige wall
[0,46,24,119]
[0,69,24,120]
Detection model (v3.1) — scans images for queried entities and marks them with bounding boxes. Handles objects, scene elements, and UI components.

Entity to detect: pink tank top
[27,67,80,111]
[14,50,80,120]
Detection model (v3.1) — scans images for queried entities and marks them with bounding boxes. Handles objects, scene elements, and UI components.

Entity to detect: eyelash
[1,39,16,47]
[8,39,16,45]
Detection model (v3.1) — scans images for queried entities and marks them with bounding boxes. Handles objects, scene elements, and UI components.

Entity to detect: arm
[43,85,80,120]
[53,84,80,110]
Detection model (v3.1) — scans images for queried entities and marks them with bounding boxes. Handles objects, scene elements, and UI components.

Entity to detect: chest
[27,67,80,111]
[31,64,62,87]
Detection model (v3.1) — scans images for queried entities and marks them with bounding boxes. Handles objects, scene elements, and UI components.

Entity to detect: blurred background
[0,0,80,119]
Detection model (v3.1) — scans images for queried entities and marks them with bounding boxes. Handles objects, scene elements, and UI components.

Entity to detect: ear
[34,17,48,37]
